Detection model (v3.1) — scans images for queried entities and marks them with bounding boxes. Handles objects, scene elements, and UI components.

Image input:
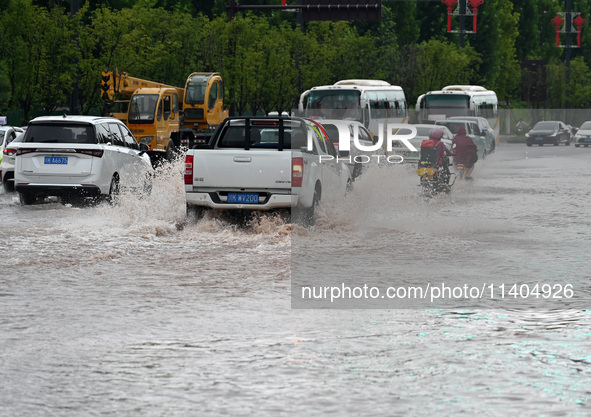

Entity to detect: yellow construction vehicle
[101,70,228,163]
[101,69,184,163]
[175,72,229,147]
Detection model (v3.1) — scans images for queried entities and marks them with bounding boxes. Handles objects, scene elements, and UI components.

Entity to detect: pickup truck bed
[184,116,351,225]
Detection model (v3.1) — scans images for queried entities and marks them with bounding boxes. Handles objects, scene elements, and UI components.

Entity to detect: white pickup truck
[184,116,352,225]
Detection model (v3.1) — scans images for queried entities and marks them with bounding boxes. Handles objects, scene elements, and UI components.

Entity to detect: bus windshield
[305,90,361,121]
[424,94,470,109]
[128,94,158,124]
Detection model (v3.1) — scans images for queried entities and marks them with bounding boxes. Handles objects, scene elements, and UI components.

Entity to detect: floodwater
[1,143,590,416]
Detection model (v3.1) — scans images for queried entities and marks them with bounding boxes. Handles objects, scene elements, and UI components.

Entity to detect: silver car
[447,116,496,153]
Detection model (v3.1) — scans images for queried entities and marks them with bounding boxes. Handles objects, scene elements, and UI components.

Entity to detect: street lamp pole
[565,0,572,110]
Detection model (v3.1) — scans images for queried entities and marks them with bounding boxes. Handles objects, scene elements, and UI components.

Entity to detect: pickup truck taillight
[292,157,303,187]
[184,154,194,184]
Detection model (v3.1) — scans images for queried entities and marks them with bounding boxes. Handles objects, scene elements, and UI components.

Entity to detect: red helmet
[430,128,444,140]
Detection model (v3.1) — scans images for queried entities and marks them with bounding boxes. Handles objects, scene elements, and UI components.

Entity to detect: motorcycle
[454,163,466,180]
[516,123,528,136]
[416,162,454,198]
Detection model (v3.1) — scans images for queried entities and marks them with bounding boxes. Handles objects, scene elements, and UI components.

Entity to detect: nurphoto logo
[308,123,418,165]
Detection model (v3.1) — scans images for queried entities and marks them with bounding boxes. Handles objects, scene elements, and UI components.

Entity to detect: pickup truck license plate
[44,156,68,165]
[228,193,259,204]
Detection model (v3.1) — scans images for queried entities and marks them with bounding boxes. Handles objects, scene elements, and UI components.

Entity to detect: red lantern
[551,14,565,47]
[468,0,484,33]
[573,14,586,47]
[442,0,458,32]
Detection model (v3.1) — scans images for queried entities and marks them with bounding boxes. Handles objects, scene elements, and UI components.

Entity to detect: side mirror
[139,143,149,152]
[339,150,350,157]
[372,135,379,145]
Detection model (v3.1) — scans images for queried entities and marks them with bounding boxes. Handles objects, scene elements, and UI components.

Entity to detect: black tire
[2,174,15,192]
[539,143,543,146]
[165,142,176,162]
[294,184,320,227]
[526,143,532,147]
[19,191,36,205]
[351,163,362,180]
[107,174,120,204]
[186,204,205,221]
[143,172,153,196]
[575,144,580,147]
[554,138,559,146]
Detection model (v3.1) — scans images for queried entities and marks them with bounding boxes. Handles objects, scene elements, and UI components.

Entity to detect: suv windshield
[23,124,96,144]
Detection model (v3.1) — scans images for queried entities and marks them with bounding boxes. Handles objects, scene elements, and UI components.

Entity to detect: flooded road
[1,143,590,416]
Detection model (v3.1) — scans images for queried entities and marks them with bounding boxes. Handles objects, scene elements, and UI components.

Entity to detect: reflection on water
[0,144,590,416]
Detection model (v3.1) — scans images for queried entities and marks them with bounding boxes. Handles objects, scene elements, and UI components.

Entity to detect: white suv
[13,115,152,205]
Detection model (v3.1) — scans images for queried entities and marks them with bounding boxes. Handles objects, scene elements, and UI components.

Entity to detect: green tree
[567,57,591,108]
[414,39,480,96]
[486,0,521,104]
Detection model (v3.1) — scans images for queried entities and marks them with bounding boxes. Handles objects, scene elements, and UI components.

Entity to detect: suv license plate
[228,193,259,203]
[535,137,543,141]
[44,156,68,165]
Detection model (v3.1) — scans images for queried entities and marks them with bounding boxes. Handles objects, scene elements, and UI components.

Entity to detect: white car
[0,125,25,192]
[316,119,385,179]
[13,115,152,205]
[447,115,496,153]
[574,121,591,147]
[389,124,453,164]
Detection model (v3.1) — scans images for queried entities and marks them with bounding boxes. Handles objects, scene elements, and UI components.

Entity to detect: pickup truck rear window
[218,124,307,150]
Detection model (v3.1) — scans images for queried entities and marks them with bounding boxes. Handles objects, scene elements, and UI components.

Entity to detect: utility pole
[551,0,585,113]
[442,0,483,48]
[458,0,466,48]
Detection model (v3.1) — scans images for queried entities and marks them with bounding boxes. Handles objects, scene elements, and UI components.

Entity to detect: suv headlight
[139,136,154,145]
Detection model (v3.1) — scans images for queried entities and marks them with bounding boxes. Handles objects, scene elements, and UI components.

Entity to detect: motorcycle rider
[516,119,528,135]
[451,125,478,180]
[426,128,451,181]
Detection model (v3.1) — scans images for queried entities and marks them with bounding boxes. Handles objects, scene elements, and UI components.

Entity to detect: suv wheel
[108,174,120,204]
[19,192,36,205]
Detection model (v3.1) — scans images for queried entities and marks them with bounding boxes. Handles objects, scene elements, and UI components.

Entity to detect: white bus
[298,79,408,136]
[415,85,499,144]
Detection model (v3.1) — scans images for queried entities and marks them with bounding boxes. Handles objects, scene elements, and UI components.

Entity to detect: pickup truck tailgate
[191,150,293,189]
